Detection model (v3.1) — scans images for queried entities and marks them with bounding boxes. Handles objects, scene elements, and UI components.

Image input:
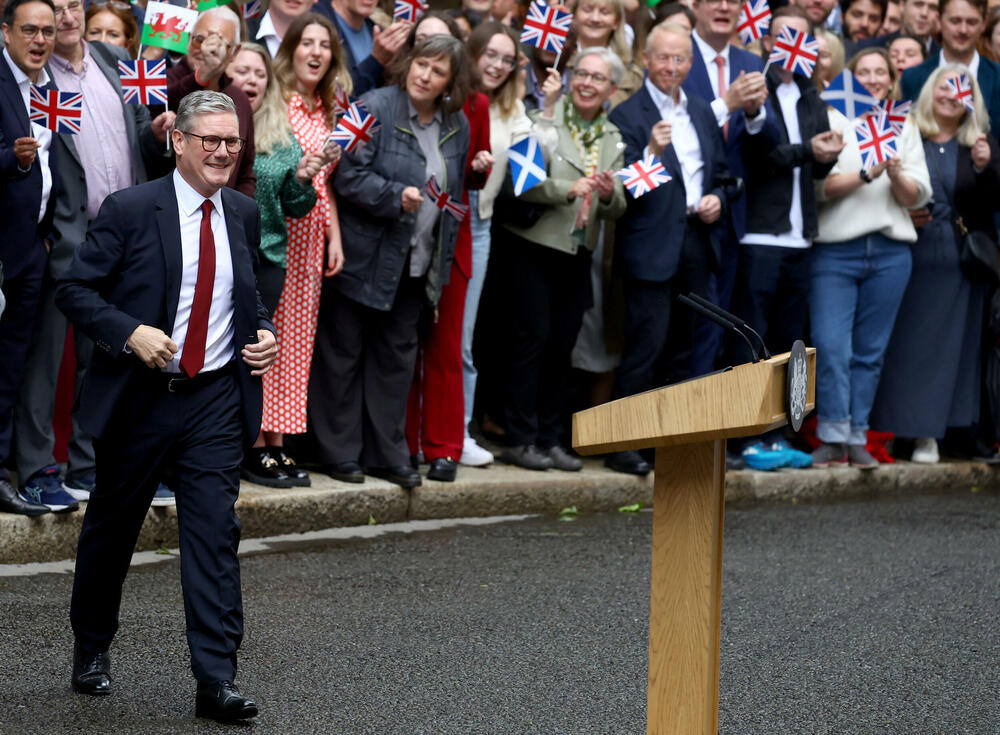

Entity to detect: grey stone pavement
[1,488,999,735]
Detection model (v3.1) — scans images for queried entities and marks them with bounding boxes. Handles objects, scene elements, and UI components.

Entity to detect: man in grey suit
[13,0,174,509]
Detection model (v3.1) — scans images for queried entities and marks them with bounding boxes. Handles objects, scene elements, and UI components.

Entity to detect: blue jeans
[462,190,491,436]
[810,233,912,445]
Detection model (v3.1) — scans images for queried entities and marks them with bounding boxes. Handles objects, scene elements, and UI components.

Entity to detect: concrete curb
[1,459,997,564]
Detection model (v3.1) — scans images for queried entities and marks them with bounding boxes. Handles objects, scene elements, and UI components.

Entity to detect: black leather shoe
[426,457,457,482]
[367,465,422,488]
[72,642,111,696]
[0,473,50,516]
[195,680,258,723]
[273,449,311,486]
[241,448,296,488]
[325,461,365,483]
[604,450,652,476]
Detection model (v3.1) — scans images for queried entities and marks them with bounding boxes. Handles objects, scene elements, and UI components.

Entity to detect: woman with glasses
[496,47,626,472]
[84,1,138,58]
[252,14,350,483]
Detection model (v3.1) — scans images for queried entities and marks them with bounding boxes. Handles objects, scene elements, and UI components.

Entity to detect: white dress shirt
[168,169,236,374]
[255,12,282,59]
[938,49,980,77]
[691,30,767,134]
[4,47,53,224]
[645,79,705,212]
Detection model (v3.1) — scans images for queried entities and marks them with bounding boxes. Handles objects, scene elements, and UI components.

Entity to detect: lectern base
[647,439,726,735]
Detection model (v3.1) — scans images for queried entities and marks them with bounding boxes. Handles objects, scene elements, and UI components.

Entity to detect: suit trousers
[406,257,468,462]
[14,271,96,481]
[71,367,245,684]
[502,233,592,449]
[309,276,424,468]
[0,237,47,465]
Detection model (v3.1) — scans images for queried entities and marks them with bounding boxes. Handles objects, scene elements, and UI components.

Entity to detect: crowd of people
[3,0,1000,518]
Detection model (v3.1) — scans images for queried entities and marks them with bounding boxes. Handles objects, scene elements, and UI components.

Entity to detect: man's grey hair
[195,5,242,44]
[575,46,625,86]
[175,91,239,133]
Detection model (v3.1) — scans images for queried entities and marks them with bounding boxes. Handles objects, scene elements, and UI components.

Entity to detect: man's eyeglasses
[93,0,132,9]
[180,131,246,153]
[189,32,233,50]
[13,23,56,40]
[572,68,611,85]
[481,48,517,71]
[54,0,83,18]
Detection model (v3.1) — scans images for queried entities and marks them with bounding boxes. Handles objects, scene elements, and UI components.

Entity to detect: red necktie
[179,200,216,378]
[714,55,729,141]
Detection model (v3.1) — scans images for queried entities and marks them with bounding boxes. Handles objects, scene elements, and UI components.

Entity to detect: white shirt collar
[692,30,729,67]
[939,49,980,77]
[3,47,51,88]
[257,10,278,41]
[173,168,224,219]
[646,76,688,113]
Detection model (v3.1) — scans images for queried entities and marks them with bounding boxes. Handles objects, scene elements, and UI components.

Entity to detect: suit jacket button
[80,205,86,212]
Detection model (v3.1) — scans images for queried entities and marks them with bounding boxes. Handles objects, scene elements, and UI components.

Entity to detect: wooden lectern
[572,349,816,735]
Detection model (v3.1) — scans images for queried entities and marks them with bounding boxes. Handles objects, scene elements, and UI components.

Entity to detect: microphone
[677,294,759,363]
[683,292,772,359]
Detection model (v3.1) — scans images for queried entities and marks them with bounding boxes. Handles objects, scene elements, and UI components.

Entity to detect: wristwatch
[859,168,872,183]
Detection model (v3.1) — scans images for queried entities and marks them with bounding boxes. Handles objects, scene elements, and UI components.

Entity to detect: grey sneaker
[547,445,583,472]
[500,445,554,471]
[811,442,848,467]
[847,444,879,470]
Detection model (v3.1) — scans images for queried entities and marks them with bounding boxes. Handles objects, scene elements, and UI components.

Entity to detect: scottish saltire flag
[507,135,547,196]
[856,112,898,169]
[617,155,671,198]
[520,0,572,54]
[333,84,351,116]
[425,176,469,221]
[29,86,83,134]
[737,0,770,46]
[141,1,198,54]
[947,72,975,112]
[118,59,168,105]
[329,100,380,153]
[241,0,262,19]
[821,69,878,119]
[767,25,819,78]
[393,0,426,22]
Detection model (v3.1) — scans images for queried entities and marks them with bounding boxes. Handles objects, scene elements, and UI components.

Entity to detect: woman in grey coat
[308,35,472,488]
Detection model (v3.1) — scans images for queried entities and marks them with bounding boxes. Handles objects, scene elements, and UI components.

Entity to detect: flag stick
[762,59,772,76]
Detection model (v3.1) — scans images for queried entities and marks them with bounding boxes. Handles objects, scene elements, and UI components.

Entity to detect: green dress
[253,139,317,268]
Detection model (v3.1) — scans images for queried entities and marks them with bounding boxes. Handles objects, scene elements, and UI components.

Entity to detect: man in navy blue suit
[684,0,776,376]
[0,0,59,516]
[57,91,277,725]
[606,22,731,476]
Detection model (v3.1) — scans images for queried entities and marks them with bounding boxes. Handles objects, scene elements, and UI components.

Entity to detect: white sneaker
[460,437,494,467]
[911,437,939,464]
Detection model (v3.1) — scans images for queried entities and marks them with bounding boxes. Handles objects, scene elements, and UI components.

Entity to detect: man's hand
[371,22,411,67]
[14,137,39,169]
[193,34,231,86]
[723,71,767,114]
[242,329,277,377]
[151,111,176,143]
[401,186,423,213]
[972,133,991,170]
[296,151,327,185]
[810,130,845,163]
[127,325,179,369]
[567,176,595,201]
[471,149,494,173]
[697,194,722,224]
[648,120,672,159]
[593,170,616,201]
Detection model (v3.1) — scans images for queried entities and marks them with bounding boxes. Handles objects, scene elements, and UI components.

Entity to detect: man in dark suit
[13,0,175,513]
[246,0,317,57]
[312,0,410,94]
[606,22,731,476]
[901,0,1000,126]
[57,90,277,724]
[0,0,59,517]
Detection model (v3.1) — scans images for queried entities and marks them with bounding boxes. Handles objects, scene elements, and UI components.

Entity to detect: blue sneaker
[741,441,791,471]
[770,439,813,469]
[63,472,96,501]
[152,484,176,508]
[22,465,80,513]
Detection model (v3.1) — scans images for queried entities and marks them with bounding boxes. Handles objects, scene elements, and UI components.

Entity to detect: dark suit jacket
[683,40,780,240]
[312,3,384,95]
[608,84,730,283]
[0,56,58,278]
[46,41,164,280]
[901,53,1000,128]
[55,174,275,445]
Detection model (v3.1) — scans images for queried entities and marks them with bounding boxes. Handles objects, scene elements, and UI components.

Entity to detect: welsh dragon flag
[141,1,199,54]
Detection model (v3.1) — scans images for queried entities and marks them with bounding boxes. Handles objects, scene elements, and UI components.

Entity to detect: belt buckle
[167,377,182,393]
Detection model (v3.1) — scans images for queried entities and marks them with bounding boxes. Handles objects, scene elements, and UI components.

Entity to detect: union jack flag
[947,72,975,112]
[333,84,351,117]
[879,99,911,133]
[617,155,672,199]
[737,0,771,46]
[118,59,168,105]
[393,0,426,22]
[856,112,898,169]
[520,0,572,54]
[329,100,380,154]
[241,0,261,19]
[425,176,469,221]
[767,25,818,78]
[29,85,83,135]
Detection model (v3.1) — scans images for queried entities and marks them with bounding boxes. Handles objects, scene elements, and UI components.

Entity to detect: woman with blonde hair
[872,64,999,462]
[567,0,644,106]
[814,29,845,89]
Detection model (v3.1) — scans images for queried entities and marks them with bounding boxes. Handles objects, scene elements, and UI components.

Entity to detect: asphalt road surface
[1,489,999,735]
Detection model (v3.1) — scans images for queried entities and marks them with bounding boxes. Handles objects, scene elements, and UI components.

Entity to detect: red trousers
[405,256,469,461]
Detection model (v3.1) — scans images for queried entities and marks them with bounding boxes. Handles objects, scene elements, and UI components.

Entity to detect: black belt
[155,361,236,393]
